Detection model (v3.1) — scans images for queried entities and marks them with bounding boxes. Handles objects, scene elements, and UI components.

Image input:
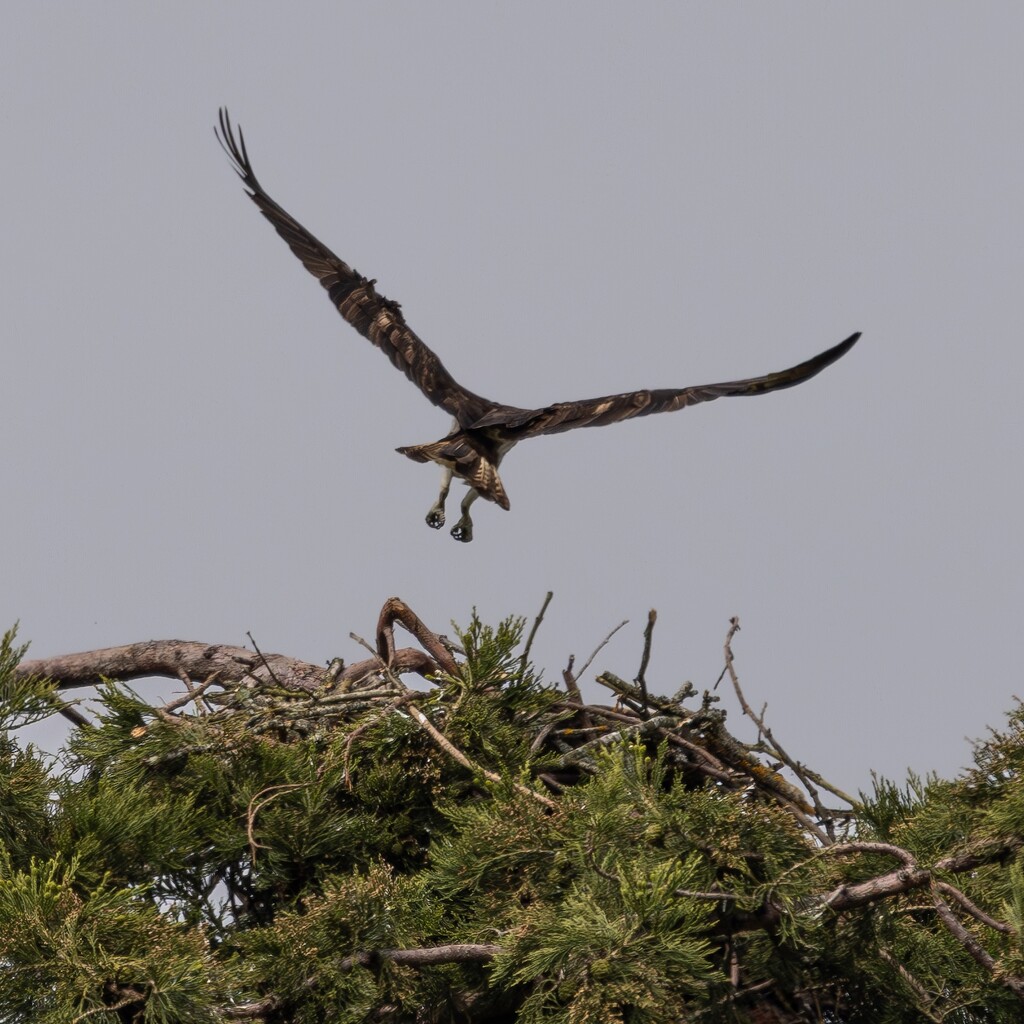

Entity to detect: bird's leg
[425,465,453,529]
[450,489,479,543]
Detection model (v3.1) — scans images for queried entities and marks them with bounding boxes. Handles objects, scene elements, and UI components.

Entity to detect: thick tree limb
[376,596,459,676]
[15,641,436,696]
[820,837,1024,913]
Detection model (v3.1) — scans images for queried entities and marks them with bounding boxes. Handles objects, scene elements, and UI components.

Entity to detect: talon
[451,522,473,543]
[426,509,445,529]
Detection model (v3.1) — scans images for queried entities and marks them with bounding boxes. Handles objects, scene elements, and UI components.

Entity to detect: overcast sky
[4,4,1022,793]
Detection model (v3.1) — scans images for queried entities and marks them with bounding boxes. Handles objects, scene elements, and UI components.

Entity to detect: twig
[561,654,582,702]
[519,590,553,679]
[877,949,942,1022]
[59,703,93,728]
[349,632,379,659]
[176,668,199,704]
[634,609,657,716]
[574,619,628,682]
[406,700,556,809]
[720,617,858,822]
[713,616,740,691]
[556,699,641,725]
[164,670,222,714]
[246,632,282,688]
[246,784,308,865]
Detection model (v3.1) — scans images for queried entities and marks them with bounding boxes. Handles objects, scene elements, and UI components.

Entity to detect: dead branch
[375,596,459,676]
[817,837,1024,913]
[721,617,859,821]
[574,618,629,681]
[15,641,436,697]
[877,948,943,1022]
[935,880,1016,934]
[635,609,657,715]
[519,590,553,679]
[246,783,308,865]
[561,654,583,703]
[931,889,1024,1001]
[405,699,557,810]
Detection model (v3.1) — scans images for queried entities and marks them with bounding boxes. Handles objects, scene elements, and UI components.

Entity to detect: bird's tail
[397,440,510,510]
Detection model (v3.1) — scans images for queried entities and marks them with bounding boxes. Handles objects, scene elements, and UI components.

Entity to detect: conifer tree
[2,599,1023,1022]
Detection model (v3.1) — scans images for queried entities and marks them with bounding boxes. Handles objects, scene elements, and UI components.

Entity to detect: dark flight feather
[489,332,860,437]
[215,109,504,429]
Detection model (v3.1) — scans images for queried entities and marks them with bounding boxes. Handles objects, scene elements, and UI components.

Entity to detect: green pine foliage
[2,616,1024,1022]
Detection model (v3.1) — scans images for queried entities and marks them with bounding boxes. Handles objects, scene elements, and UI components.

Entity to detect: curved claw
[451,521,473,543]
[426,508,445,530]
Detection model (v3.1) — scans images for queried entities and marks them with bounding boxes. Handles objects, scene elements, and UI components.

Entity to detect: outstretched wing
[215,109,502,427]
[480,332,860,436]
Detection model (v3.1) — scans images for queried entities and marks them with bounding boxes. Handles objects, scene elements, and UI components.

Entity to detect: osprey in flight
[216,109,859,542]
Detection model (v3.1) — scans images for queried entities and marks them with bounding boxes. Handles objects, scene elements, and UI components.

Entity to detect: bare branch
[16,641,436,696]
[634,609,657,715]
[376,596,459,676]
[406,701,556,810]
[877,948,943,1022]
[519,590,553,678]
[574,619,628,682]
[935,880,1015,935]
[932,889,1024,1002]
[246,784,307,865]
[720,617,858,823]
[164,671,222,714]
[59,703,93,728]
[561,654,582,702]
[245,632,283,688]
[816,838,1024,914]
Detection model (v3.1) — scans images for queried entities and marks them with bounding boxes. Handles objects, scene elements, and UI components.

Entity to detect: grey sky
[4,4,1022,792]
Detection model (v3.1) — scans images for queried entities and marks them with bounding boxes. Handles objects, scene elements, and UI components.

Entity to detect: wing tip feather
[214,106,256,190]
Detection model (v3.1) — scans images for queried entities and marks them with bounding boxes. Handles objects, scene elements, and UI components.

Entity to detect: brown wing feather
[496,332,860,437]
[215,109,502,427]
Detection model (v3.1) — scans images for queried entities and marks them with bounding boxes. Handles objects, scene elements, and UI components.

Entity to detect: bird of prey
[215,109,859,542]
